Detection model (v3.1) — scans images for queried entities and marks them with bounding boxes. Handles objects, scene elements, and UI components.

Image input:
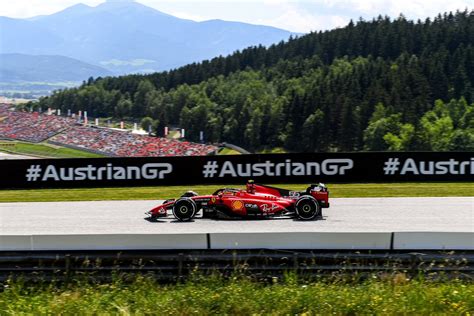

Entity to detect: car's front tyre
[172,198,197,221]
[295,196,321,220]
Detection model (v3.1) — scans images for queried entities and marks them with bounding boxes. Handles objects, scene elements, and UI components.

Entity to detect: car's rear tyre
[295,196,321,220]
[172,198,197,221]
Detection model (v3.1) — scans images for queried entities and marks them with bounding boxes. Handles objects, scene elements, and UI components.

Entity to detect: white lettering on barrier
[25,163,173,182]
[383,157,473,176]
[202,159,354,178]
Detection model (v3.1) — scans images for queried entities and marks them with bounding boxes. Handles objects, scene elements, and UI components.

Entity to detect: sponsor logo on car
[260,203,279,213]
[231,200,244,211]
[244,203,259,209]
[283,191,301,199]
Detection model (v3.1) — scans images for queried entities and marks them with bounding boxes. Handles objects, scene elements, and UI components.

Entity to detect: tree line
[33,10,474,152]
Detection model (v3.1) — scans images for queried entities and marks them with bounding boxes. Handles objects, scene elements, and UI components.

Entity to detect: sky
[1,0,473,32]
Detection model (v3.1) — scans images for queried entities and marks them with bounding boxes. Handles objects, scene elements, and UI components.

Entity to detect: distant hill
[0,0,296,74]
[0,54,112,83]
[37,11,474,152]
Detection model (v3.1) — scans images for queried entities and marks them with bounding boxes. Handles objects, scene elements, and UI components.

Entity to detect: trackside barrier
[0,236,32,251]
[2,232,473,251]
[393,232,474,250]
[208,232,392,250]
[2,152,473,189]
[0,234,208,251]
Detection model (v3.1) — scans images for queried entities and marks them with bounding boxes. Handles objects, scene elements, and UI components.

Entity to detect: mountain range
[0,54,112,83]
[36,10,474,152]
[0,0,296,83]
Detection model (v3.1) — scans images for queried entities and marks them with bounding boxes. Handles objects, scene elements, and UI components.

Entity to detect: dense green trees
[419,98,474,151]
[363,98,474,151]
[33,10,474,152]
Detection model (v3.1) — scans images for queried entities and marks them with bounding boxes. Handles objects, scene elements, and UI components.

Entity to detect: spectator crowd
[0,104,218,157]
[51,126,218,157]
[0,105,73,143]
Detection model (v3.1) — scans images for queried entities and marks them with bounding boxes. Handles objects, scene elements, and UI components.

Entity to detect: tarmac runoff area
[0,152,38,160]
[0,197,472,236]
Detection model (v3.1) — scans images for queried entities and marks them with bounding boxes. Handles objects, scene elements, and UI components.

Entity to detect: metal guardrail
[1,250,472,282]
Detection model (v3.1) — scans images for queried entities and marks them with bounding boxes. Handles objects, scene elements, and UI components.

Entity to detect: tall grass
[1,273,473,315]
[1,182,472,202]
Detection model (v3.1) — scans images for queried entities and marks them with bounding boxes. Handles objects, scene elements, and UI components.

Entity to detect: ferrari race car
[146,181,329,221]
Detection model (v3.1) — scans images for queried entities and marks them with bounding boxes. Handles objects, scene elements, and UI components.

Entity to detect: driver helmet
[246,180,256,194]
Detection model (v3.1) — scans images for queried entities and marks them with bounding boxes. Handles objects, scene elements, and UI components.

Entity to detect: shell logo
[231,200,244,211]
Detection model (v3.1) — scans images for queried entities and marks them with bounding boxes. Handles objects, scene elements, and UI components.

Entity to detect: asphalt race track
[1,197,472,236]
[0,152,37,160]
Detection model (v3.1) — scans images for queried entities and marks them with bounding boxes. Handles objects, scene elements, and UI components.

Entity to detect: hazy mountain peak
[100,0,137,6]
[95,0,170,16]
[70,3,91,8]
[57,3,92,13]
[98,0,144,9]
[32,2,93,20]
[95,0,161,13]
[1,1,295,76]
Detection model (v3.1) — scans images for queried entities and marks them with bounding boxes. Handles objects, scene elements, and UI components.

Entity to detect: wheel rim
[302,204,312,213]
[297,198,318,219]
[174,199,196,221]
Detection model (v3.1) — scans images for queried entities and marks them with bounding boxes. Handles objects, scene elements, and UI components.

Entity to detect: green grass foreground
[218,147,242,155]
[0,141,102,158]
[1,275,473,315]
[0,182,472,203]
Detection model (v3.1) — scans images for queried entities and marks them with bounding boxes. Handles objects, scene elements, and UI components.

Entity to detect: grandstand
[0,104,75,143]
[50,126,218,157]
[0,104,218,157]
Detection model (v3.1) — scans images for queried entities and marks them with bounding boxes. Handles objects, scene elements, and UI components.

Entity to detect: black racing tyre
[172,198,197,221]
[295,196,321,220]
[181,191,199,198]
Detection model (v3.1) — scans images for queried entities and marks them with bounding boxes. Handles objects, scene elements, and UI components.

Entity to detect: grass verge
[1,274,472,314]
[259,147,288,154]
[0,141,103,158]
[0,182,472,202]
[218,147,242,155]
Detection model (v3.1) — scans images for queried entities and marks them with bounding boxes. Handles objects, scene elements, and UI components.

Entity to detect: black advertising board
[1,152,473,189]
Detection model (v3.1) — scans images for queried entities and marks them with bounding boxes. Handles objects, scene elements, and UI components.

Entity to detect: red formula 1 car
[146,181,329,221]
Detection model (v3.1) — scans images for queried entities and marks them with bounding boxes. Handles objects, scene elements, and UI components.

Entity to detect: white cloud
[0,0,103,18]
[0,0,472,32]
[267,0,474,31]
[240,1,349,32]
[256,4,349,32]
[321,0,473,18]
